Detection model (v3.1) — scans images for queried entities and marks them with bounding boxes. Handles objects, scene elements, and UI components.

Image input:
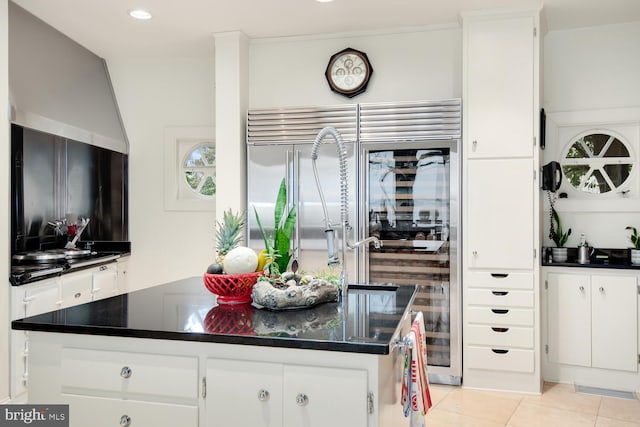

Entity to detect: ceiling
[11,0,640,59]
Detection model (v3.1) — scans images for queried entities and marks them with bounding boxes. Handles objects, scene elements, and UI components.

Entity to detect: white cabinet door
[591,275,638,372]
[24,278,61,317]
[206,359,284,427]
[60,270,93,308]
[283,365,367,427]
[92,263,118,300]
[64,394,198,427]
[466,158,534,269]
[466,15,535,158]
[547,273,591,367]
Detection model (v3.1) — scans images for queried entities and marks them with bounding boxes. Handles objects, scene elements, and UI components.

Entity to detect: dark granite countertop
[542,247,640,270]
[12,277,417,355]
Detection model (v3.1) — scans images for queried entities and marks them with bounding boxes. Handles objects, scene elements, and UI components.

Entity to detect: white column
[214,31,249,229]
[1,0,11,402]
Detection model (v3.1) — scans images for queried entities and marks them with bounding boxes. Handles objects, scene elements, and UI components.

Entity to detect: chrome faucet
[311,127,381,299]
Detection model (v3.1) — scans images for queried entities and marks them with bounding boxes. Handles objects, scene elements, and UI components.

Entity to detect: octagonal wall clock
[325,47,373,98]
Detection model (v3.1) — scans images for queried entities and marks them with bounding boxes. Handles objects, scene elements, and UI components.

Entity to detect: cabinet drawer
[467,288,533,308]
[61,348,198,400]
[64,394,198,427]
[465,325,533,348]
[466,307,533,327]
[466,346,534,373]
[466,271,533,290]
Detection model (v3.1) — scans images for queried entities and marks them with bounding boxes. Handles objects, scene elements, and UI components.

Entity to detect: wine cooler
[358,101,461,384]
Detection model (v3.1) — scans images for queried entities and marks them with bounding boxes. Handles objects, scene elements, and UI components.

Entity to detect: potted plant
[550,209,571,262]
[625,226,640,265]
[251,178,340,310]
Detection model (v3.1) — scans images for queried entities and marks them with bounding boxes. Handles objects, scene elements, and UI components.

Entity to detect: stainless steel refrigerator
[247,100,461,384]
[246,105,359,279]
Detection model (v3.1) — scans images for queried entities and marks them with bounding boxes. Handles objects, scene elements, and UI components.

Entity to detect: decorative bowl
[203,272,262,304]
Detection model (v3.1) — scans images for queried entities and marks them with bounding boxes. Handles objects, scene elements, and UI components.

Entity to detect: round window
[561,132,634,194]
[184,145,216,197]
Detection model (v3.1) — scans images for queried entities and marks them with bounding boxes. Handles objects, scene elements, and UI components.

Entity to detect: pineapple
[215,209,245,266]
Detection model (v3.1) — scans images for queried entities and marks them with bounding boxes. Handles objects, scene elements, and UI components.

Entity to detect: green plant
[626,226,640,249]
[551,210,571,247]
[253,178,296,274]
[215,209,245,264]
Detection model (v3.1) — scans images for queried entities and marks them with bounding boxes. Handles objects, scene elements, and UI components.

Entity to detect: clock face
[325,48,372,98]
[330,52,368,91]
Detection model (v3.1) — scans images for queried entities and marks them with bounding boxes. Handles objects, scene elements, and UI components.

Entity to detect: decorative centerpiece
[203,209,263,304]
[251,178,340,310]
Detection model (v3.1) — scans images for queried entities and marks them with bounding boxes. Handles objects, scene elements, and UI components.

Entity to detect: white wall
[249,25,462,109]
[542,22,640,249]
[1,0,10,403]
[107,58,216,289]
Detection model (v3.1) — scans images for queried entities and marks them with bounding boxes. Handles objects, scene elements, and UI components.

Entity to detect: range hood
[8,2,128,154]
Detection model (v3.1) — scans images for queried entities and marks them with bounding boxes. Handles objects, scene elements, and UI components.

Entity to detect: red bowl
[203,272,262,304]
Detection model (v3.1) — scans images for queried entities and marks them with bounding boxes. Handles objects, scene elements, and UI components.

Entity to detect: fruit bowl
[203,272,262,304]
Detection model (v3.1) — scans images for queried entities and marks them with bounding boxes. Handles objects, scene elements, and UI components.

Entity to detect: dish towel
[401,311,432,427]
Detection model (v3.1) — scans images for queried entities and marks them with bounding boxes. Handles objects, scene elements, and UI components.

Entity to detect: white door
[206,359,284,427]
[283,365,367,427]
[60,270,93,308]
[24,278,61,317]
[466,15,535,158]
[92,264,118,300]
[466,158,534,269]
[591,275,638,372]
[547,273,591,367]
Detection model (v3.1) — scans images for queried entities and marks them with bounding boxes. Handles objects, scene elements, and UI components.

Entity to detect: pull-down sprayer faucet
[310,127,381,299]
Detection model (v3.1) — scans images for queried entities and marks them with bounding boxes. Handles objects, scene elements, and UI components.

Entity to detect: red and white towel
[401,311,432,427]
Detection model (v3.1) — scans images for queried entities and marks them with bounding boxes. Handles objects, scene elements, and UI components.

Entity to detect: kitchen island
[12,276,416,427]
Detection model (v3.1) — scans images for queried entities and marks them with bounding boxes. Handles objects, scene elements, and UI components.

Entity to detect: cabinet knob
[120,366,132,379]
[120,415,131,427]
[579,286,584,292]
[257,389,270,401]
[296,393,309,406]
[472,251,478,257]
[74,292,82,299]
[599,286,604,293]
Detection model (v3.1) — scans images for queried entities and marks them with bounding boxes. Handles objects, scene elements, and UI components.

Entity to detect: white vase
[552,247,568,263]
[630,249,640,265]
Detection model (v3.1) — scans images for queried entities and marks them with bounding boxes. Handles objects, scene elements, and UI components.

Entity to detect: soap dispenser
[577,233,593,264]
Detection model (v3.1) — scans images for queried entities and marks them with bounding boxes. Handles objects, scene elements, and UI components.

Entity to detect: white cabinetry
[466,159,534,270]
[462,7,541,393]
[546,272,638,373]
[58,348,199,427]
[10,260,124,401]
[465,14,535,159]
[206,359,367,427]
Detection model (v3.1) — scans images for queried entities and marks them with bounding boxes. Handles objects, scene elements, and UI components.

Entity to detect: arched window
[561,131,634,194]
[184,144,216,197]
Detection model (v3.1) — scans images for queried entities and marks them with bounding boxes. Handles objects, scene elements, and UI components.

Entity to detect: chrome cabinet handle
[472,251,478,257]
[579,286,584,292]
[599,286,604,293]
[258,389,270,401]
[120,415,131,427]
[296,393,309,406]
[120,366,132,379]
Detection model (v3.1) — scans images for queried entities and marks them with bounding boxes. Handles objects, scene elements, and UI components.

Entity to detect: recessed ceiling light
[316,0,334,3]
[129,9,152,20]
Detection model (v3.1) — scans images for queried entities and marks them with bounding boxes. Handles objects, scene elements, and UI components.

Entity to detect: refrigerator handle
[292,149,300,259]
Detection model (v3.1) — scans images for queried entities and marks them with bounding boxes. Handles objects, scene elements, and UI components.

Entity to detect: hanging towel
[401,311,432,427]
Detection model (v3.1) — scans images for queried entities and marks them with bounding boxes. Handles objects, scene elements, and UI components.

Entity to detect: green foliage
[253,178,296,273]
[626,226,640,249]
[551,210,571,247]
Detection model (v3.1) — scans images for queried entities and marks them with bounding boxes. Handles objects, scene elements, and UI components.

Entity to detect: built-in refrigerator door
[360,140,461,384]
[295,142,358,279]
[246,144,294,258]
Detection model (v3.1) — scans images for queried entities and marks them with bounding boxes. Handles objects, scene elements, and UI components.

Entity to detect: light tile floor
[421,382,640,427]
